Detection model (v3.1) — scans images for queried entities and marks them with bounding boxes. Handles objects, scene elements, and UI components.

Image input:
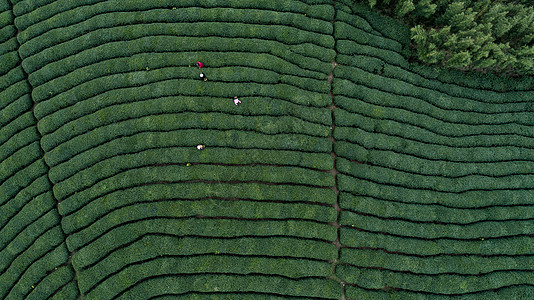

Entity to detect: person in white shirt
[233,96,241,106]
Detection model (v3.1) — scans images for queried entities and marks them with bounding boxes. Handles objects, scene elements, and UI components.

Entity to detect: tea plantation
[1,0,533,299]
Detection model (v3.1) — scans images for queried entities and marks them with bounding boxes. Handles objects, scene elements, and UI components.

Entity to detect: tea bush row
[383,64,534,104]
[21,7,332,58]
[340,208,532,240]
[338,173,534,208]
[334,9,381,37]
[26,36,333,95]
[54,163,334,201]
[340,227,534,256]
[334,66,530,115]
[344,284,534,300]
[18,6,332,46]
[13,0,334,31]
[69,199,335,252]
[335,0,410,47]
[337,157,534,193]
[45,129,331,168]
[334,98,533,139]
[337,264,534,295]
[33,63,330,105]
[22,22,333,73]
[34,51,331,118]
[341,248,534,275]
[339,192,534,225]
[98,274,341,300]
[38,93,331,138]
[31,49,330,91]
[334,110,534,150]
[70,218,337,270]
[77,235,337,286]
[42,111,330,153]
[87,256,332,297]
[336,42,408,68]
[335,21,403,55]
[60,182,337,234]
[334,126,534,163]
[0,6,77,298]
[50,146,333,184]
[55,154,334,196]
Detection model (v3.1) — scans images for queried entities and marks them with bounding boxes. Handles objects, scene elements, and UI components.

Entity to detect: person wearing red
[195,61,204,68]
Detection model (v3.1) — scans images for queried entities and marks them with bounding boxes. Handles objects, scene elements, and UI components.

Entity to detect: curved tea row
[0,1,78,299]
[9,0,341,299]
[333,1,534,298]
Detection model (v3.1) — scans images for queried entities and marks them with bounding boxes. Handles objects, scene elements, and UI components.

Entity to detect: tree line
[363,0,534,76]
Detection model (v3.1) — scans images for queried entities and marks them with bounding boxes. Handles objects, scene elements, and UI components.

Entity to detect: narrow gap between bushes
[327,1,346,299]
[7,3,83,299]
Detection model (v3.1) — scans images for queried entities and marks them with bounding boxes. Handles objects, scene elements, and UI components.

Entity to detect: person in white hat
[233,96,241,106]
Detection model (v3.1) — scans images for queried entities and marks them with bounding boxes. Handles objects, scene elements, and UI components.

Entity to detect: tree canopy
[363,0,534,76]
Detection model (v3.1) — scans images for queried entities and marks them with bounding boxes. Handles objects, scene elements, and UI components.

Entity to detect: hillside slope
[1,0,533,299]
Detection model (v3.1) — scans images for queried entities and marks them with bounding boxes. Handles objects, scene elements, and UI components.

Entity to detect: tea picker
[233,96,241,106]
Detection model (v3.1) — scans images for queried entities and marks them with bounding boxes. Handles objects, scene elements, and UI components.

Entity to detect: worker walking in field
[233,96,241,106]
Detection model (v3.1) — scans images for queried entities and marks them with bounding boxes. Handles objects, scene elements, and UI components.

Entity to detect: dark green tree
[363,0,534,76]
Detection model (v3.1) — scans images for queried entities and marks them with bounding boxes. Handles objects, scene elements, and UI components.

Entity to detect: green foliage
[91,274,341,299]
[44,128,331,169]
[338,171,534,208]
[77,235,336,288]
[364,0,534,76]
[337,155,534,193]
[54,163,334,201]
[4,245,72,299]
[340,227,534,256]
[48,280,80,300]
[337,0,411,47]
[413,0,437,18]
[334,66,534,113]
[334,137,534,180]
[80,255,332,295]
[60,182,337,231]
[67,199,336,244]
[3,0,534,299]
[335,21,404,54]
[42,112,329,155]
[345,284,534,300]
[340,206,534,239]
[395,0,415,18]
[17,6,332,45]
[21,16,334,69]
[70,218,337,269]
[13,0,334,34]
[339,192,534,225]
[338,264,534,294]
[341,248,534,275]
[38,92,331,138]
[49,146,333,184]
